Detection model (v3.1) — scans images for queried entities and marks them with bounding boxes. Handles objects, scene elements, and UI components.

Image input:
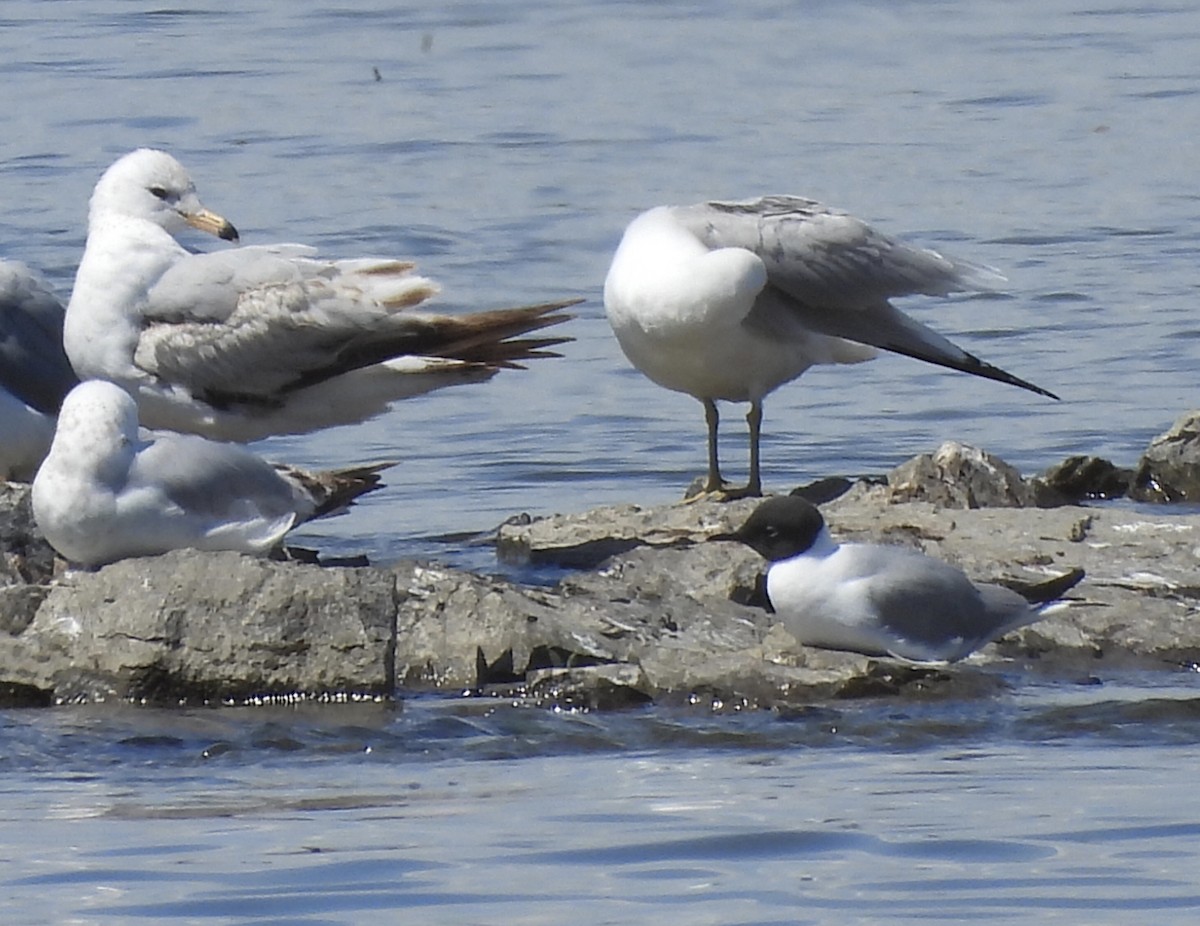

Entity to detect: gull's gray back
[144,246,315,323]
[671,196,1003,310]
[129,432,299,520]
[0,260,79,414]
[856,546,1033,660]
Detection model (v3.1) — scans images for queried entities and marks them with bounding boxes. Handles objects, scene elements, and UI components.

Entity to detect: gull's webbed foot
[683,476,763,503]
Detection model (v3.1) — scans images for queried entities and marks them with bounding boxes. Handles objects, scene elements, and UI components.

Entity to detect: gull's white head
[88,148,239,242]
[50,380,141,481]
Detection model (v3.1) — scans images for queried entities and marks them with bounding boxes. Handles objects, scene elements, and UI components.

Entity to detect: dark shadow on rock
[0,680,53,708]
[1039,455,1132,501]
[498,536,645,570]
[789,476,856,505]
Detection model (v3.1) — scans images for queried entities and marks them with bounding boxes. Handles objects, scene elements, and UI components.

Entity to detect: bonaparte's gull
[722,495,1082,663]
[64,149,576,441]
[604,196,1057,499]
[0,259,78,480]
[32,380,393,566]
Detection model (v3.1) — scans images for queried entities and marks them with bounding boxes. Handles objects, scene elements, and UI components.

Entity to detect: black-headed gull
[723,495,1082,663]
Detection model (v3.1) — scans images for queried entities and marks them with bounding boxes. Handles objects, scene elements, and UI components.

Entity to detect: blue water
[3,0,1200,920]
[3,686,1200,924]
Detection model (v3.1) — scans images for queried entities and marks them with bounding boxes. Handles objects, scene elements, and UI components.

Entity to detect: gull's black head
[728,495,826,562]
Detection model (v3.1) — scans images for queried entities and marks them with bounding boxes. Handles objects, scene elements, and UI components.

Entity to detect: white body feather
[604,205,877,405]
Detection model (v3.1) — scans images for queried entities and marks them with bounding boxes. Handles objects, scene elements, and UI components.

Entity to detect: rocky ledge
[3,425,1200,710]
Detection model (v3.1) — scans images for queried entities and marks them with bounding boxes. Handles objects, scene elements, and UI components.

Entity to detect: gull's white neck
[802,524,840,559]
[64,213,185,382]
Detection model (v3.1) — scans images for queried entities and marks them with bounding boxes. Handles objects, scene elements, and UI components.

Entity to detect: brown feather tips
[275,460,399,521]
[421,298,581,367]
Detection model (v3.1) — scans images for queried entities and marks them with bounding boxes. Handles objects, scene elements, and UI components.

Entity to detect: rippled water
[4,681,1200,923]
[3,0,1200,920]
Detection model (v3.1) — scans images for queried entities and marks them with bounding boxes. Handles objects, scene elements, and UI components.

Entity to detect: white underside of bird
[604,205,877,404]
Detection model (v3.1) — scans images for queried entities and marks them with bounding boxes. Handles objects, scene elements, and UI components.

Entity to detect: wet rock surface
[1039,455,1135,502]
[4,434,1200,709]
[1130,411,1200,503]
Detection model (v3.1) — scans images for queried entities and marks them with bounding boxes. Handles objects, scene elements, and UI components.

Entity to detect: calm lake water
[2,0,1200,921]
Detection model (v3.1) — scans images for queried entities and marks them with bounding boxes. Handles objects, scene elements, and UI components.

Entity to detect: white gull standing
[603,196,1057,499]
[32,380,394,567]
[64,148,576,442]
[0,259,78,480]
[723,495,1083,663]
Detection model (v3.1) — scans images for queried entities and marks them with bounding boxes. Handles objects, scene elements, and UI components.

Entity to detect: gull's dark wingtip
[1006,566,1086,604]
[973,357,1060,401]
[885,338,1060,401]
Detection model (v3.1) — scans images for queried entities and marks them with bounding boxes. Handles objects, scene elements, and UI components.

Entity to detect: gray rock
[1130,411,1200,502]
[0,482,57,585]
[6,437,1200,710]
[506,488,1200,673]
[1038,455,1132,501]
[391,559,612,690]
[886,441,1049,508]
[525,664,654,711]
[0,584,50,635]
[496,499,761,568]
[2,550,397,703]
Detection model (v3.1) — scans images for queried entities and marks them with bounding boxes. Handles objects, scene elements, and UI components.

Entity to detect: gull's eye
[148,185,170,200]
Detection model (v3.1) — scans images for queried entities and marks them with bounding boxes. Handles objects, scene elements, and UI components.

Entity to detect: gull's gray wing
[672,195,1003,307]
[0,259,79,414]
[854,546,1026,661]
[671,197,1055,399]
[143,245,321,323]
[129,432,299,521]
[136,247,439,398]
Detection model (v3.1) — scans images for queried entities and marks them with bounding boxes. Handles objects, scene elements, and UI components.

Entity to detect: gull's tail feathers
[179,299,578,441]
[418,298,581,369]
[275,460,399,522]
[1006,566,1086,608]
[285,297,580,392]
